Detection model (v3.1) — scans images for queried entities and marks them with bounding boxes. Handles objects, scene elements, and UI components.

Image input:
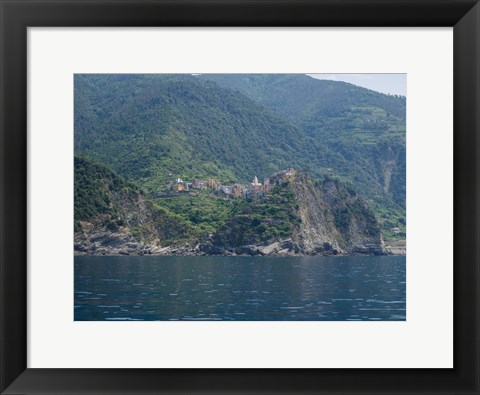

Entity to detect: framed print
[29,29,446,369]
[0,0,479,394]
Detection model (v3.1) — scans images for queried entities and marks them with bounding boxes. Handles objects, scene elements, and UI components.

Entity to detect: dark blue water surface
[74,255,406,321]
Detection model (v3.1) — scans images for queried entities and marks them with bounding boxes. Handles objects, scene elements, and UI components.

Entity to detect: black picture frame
[1,1,479,394]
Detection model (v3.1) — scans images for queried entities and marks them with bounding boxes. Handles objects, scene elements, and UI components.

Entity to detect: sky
[308,74,406,96]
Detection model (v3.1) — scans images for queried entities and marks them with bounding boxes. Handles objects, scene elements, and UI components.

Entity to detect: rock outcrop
[75,158,385,256]
[74,156,192,256]
[291,175,385,255]
[204,174,385,256]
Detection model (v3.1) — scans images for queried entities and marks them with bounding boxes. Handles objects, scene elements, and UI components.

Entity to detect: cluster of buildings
[167,168,297,199]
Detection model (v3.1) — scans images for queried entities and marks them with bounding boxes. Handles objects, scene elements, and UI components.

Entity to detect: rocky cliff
[202,174,385,256]
[75,157,385,256]
[291,175,384,255]
[74,156,192,255]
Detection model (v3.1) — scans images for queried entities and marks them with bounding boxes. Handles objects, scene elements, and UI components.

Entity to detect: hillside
[74,74,406,240]
[74,156,194,255]
[201,74,406,221]
[75,157,385,256]
[200,74,405,124]
[75,74,333,192]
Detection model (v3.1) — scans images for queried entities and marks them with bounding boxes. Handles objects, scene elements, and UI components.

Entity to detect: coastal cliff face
[291,175,384,255]
[74,194,169,256]
[74,156,192,256]
[74,157,385,256]
[203,175,385,256]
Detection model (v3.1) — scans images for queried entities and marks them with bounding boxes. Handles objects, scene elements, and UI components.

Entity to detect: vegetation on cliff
[211,183,300,248]
[75,156,384,255]
[74,155,141,232]
[74,156,194,252]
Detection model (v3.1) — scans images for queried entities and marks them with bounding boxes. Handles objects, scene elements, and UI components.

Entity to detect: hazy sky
[308,74,406,96]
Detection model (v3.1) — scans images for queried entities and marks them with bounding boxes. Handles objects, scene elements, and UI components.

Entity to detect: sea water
[74,255,406,321]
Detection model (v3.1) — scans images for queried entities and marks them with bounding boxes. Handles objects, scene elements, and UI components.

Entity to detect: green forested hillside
[200,74,405,123]
[75,74,334,192]
[201,74,406,211]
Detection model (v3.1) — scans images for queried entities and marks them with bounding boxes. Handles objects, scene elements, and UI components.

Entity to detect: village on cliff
[166,168,297,200]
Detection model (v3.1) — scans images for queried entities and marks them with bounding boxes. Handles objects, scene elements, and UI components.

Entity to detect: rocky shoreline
[384,239,406,256]
[74,236,389,257]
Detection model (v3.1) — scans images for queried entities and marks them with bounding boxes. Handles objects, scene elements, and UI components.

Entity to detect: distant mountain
[200,74,405,122]
[201,74,406,210]
[75,74,333,192]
